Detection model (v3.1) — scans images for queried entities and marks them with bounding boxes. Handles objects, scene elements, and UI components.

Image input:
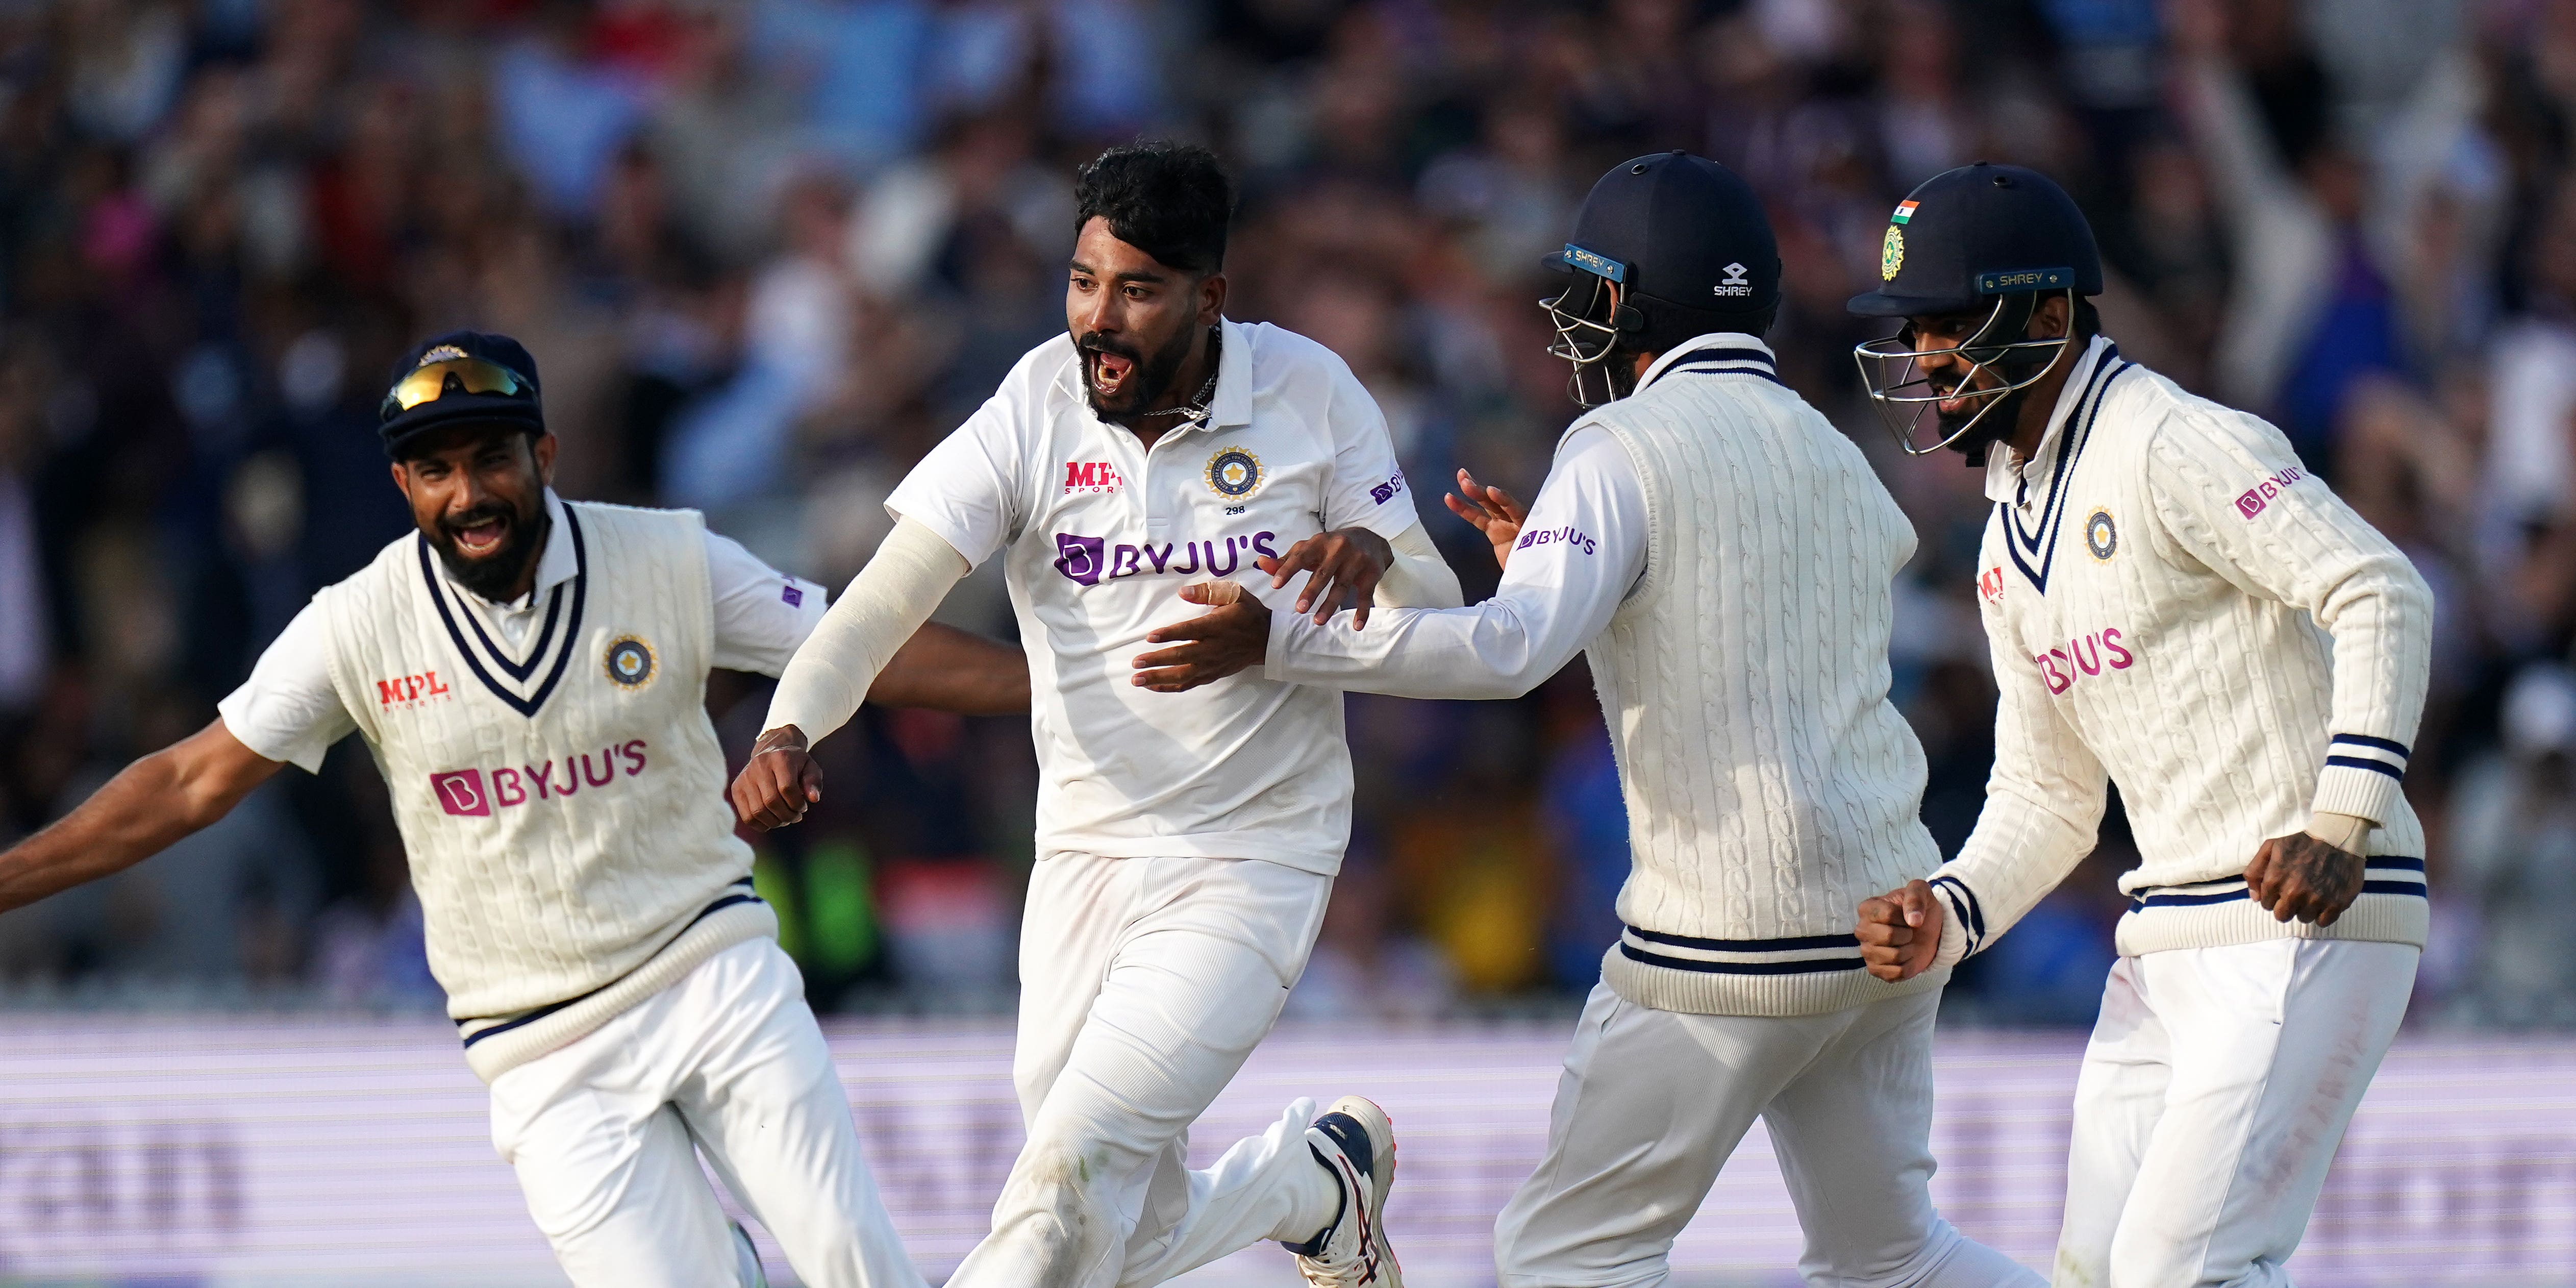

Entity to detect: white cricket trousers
[487,936,923,1288]
[1496,982,2044,1288]
[945,853,1346,1288]
[2054,938,2418,1288]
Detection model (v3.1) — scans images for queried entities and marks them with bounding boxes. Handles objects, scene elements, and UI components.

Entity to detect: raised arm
[0,720,284,914]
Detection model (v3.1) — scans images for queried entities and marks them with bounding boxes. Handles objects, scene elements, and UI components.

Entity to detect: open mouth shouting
[1087,345,1137,401]
[444,507,514,559]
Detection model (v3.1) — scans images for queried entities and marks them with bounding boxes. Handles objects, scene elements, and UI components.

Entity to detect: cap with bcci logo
[1847,163,2102,318]
[379,330,546,459]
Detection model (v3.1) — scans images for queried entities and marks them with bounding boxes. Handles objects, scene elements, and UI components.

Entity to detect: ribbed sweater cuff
[462,901,779,1082]
[1599,945,1948,1017]
[2311,761,2404,827]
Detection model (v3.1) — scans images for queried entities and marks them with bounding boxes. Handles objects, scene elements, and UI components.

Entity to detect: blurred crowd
[0,0,2568,1026]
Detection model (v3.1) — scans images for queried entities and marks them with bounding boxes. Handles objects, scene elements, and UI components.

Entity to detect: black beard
[1078,324,1196,421]
[432,501,549,602]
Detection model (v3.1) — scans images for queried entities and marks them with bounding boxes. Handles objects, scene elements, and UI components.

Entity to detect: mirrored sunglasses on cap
[380,355,535,422]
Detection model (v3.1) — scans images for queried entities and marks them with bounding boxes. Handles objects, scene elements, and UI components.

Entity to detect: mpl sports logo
[1978,566,2005,605]
[376,670,452,709]
[1053,530,1282,587]
[1063,461,1124,494]
[2235,467,2305,519]
[429,739,650,818]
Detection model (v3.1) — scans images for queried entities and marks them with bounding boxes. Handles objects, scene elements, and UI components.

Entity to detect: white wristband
[2307,809,2373,855]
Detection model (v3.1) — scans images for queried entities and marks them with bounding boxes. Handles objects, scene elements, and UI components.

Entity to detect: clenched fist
[731,725,822,832]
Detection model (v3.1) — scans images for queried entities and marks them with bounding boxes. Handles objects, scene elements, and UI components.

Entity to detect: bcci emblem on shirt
[1206,447,1262,499]
[605,636,657,688]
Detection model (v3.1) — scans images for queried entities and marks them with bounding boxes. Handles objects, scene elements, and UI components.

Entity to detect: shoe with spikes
[1286,1095,1402,1288]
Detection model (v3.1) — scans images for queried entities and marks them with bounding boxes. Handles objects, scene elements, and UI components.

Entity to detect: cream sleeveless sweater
[318,501,775,1079]
[1584,363,1950,1016]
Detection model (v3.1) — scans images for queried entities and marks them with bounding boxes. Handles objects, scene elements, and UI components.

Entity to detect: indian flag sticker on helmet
[1890,200,1918,225]
[1881,225,1905,281]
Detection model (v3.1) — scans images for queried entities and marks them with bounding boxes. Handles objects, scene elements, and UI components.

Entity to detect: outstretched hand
[1259,528,1392,627]
[1856,879,1944,982]
[1133,580,1272,692]
[731,725,822,831]
[2245,831,2365,925]
[1444,468,1527,570]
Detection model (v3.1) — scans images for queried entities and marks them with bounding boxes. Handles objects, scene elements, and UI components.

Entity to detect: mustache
[1076,332,1143,363]
[438,503,516,539]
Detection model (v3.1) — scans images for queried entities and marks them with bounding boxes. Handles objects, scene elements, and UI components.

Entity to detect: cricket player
[1133,152,2043,1288]
[731,142,1463,1288]
[0,331,1029,1288]
[1845,163,2434,1286]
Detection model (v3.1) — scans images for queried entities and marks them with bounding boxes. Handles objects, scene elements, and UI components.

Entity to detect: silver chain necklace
[1139,326,1221,424]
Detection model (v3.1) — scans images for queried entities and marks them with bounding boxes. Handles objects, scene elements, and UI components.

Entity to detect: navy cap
[378,330,545,458]
[1560,151,1780,339]
[1846,163,2102,318]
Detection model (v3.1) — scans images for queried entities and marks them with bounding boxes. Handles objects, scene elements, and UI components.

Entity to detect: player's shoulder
[2103,359,2296,474]
[988,331,1084,417]
[560,497,706,528]
[321,527,427,597]
[1233,319,1364,394]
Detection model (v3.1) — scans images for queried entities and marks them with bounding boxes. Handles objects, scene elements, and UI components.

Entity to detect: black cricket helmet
[1544,151,1780,408]
[1846,163,2101,460]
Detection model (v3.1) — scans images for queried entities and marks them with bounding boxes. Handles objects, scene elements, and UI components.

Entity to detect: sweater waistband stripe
[1622,924,1856,953]
[2130,863,2425,911]
[459,879,759,1047]
[1617,943,1866,976]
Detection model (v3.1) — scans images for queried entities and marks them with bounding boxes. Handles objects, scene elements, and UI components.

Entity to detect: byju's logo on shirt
[1368,471,1406,506]
[430,740,651,818]
[1063,461,1124,494]
[2033,628,2135,696]
[1515,525,1598,555]
[2234,467,2305,519]
[1054,531,1284,587]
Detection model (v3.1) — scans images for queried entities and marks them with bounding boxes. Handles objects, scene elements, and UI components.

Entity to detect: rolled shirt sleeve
[704,530,830,677]
[1265,424,1647,699]
[216,602,357,773]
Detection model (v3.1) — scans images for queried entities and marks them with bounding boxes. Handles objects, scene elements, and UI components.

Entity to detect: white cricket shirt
[221,489,829,771]
[887,318,1423,873]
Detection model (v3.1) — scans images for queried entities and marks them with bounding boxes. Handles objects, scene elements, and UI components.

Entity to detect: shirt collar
[1206,316,1252,431]
[1635,332,1777,391]
[1983,334,2115,508]
[446,488,576,611]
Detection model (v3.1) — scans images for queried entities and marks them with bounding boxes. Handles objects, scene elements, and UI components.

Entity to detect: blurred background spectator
[0,0,2548,1028]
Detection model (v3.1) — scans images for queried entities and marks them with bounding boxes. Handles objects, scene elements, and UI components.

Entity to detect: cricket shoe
[1287,1095,1402,1288]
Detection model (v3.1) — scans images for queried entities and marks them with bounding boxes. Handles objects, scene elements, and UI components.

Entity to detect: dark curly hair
[1073,141,1233,276]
